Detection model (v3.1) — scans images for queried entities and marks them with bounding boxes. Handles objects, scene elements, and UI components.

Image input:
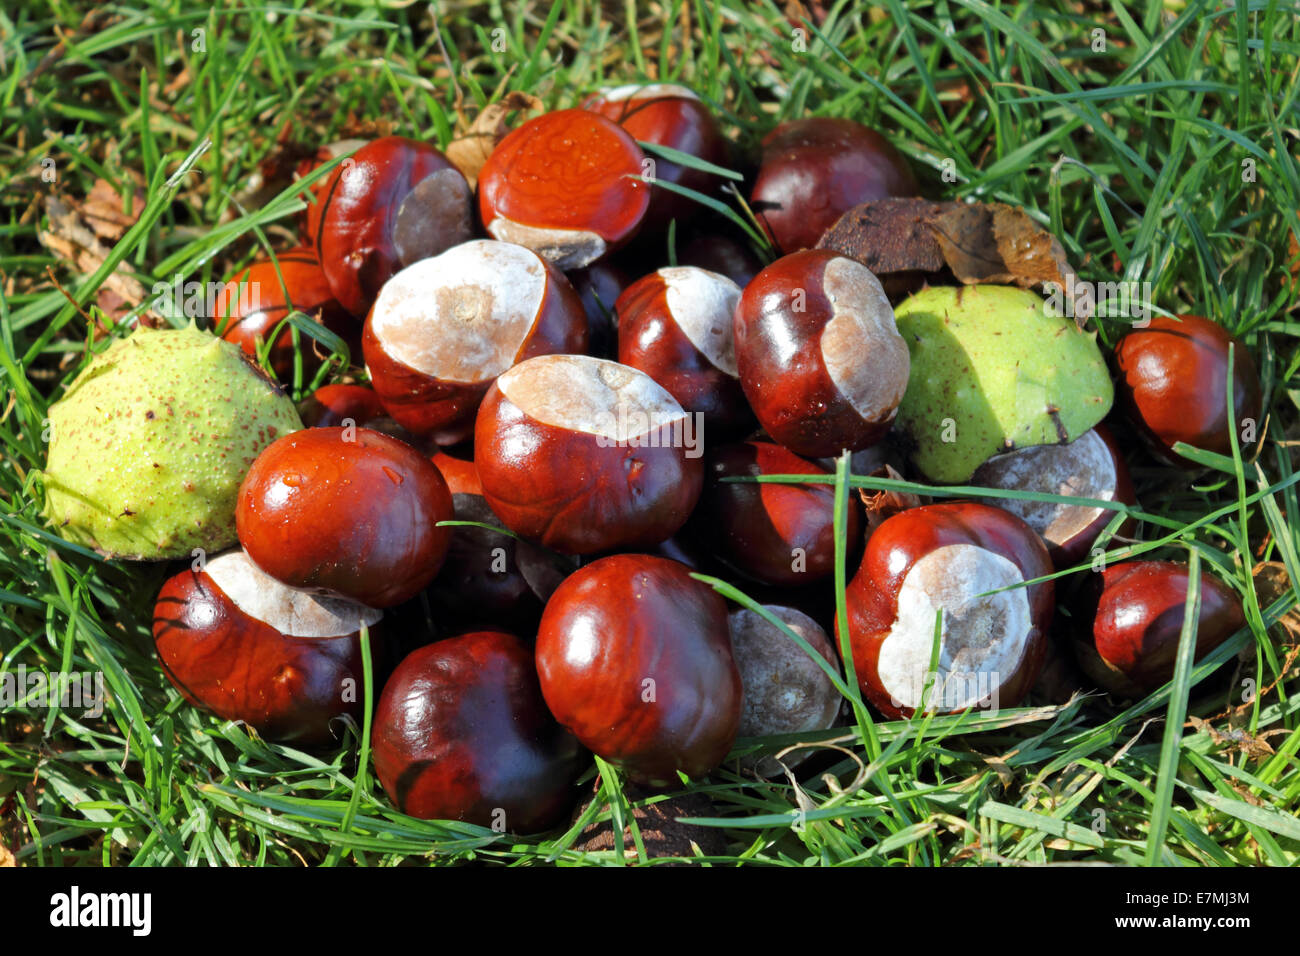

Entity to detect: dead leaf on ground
[37,195,157,329]
[445,91,544,190]
[859,464,924,529]
[0,843,12,867]
[818,197,1090,325]
[78,175,146,242]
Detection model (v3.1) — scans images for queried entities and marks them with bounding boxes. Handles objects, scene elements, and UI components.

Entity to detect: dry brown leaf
[0,843,13,867]
[445,91,544,190]
[37,196,156,328]
[858,464,923,529]
[78,175,145,242]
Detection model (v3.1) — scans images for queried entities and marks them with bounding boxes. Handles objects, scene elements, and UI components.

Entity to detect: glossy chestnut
[535,554,742,786]
[313,136,474,316]
[372,631,583,832]
[616,266,752,435]
[582,84,728,233]
[153,549,381,745]
[750,117,918,254]
[236,427,452,608]
[477,109,650,269]
[729,605,842,776]
[842,502,1054,719]
[734,249,909,458]
[363,239,588,443]
[297,383,386,428]
[216,247,354,380]
[696,440,860,587]
[1072,560,1244,698]
[474,354,703,555]
[297,139,367,242]
[971,425,1137,569]
[1114,314,1263,468]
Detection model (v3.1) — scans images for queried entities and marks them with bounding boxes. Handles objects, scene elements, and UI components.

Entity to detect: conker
[217,247,354,380]
[236,427,452,608]
[616,266,752,434]
[372,631,583,832]
[362,239,588,443]
[696,440,860,587]
[1113,314,1263,467]
[582,83,728,233]
[477,109,650,269]
[536,554,742,786]
[971,425,1136,569]
[750,118,918,254]
[313,136,474,316]
[1072,560,1244,698]
[153,549,381,745]
[842,502,1054,719]
[474,354,703,555]
[734,249,909,457]
[297,383,386,428]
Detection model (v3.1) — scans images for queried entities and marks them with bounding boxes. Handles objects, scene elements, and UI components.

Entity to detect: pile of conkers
[137,83,1261,846]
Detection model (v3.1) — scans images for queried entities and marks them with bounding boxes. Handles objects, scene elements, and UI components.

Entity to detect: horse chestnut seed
[1114,314,1263,467]
[750,118,918,254]
[477,109,650,269]
[1072,560,1244,698]
[734,249,909,458]
[362,239,588,443]
[536,554,742,786]
[236,427,452,608]
[153,549,381,745]
[372,630,583,832]
[313,136,474,316]
[474,354,703,555]
[616,266,751,434]
[842,502,1054,719]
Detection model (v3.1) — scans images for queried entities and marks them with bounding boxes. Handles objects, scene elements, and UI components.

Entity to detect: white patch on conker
[972,429,1116,549]
[498,355,687,441]
[729,606,840,775]
[819,256,910,424]
[371,240,546,383]
[599,83,699,103]
[877,544,1031,711]
[206,550,382,638]
[485,217,607,270]
[658,266,741,376]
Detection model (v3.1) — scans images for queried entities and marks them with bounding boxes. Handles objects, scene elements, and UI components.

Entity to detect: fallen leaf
[445,91,544,190]
[0,844,12,867]
[858,464,923,529]
[78,175,145,242]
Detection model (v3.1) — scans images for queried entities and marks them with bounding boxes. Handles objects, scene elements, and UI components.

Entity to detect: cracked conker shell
[153,549,381,745]
[842,502,1054,719]
[313,136,474,316]
[536,554,742,786]
[734,250,909,457]
[1113,314,1262,468]
[372,630,583,832]
[236,427,452,608]
[1072,560,1244,698]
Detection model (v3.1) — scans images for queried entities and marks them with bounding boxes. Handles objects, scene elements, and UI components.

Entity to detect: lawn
[1,0,1298,866]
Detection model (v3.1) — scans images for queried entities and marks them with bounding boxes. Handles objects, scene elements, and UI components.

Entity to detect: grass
[1,0,1298,866]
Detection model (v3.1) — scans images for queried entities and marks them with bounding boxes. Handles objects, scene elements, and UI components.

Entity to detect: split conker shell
[313,136,474,316]
[1073,560,1244,698]
[474,354,703,555]
[235,427,452,608]
[372,630,583,833]
[1113,314,1262,468]
[734,249,909,458]
[842,502,1054,719]
[750,117,918,254]
[536,554,742,787]
[478,109,650,269]
[153,549,381,745]
[892,285,1114,484]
